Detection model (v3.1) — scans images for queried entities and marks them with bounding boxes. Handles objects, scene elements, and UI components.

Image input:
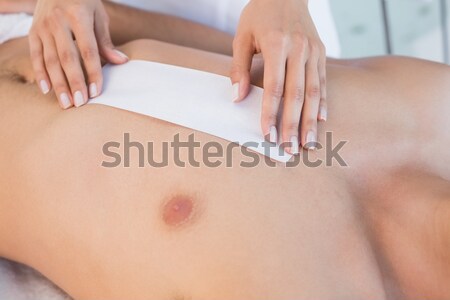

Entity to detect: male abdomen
[2,97,386,300]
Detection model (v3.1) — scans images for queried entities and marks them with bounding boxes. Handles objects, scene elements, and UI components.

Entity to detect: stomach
[7,101,384,300]
[1,38,449,299]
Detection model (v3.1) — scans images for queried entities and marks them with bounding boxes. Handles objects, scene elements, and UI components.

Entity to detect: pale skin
[0,6,449,298]
[1,36,450,299]
[1,0,326,153]
[0,2,450,300]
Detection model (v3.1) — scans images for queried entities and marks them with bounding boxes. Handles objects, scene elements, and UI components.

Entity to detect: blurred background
[330,0,449,63]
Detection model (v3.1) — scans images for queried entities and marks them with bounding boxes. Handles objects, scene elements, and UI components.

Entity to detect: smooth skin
[0,36,449,300]
[6,0,326,153]
[0,3,449,297]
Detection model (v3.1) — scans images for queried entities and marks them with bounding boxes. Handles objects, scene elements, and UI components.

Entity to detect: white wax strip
[89,60,293,163]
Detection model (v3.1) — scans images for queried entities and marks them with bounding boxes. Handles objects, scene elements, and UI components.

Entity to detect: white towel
[0,13,32,44]
[0,258,70,300]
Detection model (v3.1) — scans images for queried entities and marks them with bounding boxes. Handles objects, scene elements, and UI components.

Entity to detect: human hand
[30,0,128,109]
[231,0,327,153]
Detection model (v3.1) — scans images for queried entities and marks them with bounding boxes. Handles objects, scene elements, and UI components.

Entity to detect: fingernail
[319,107,328,121]
[306,131,317,150]
[232,82,240,102]
[290,136,299,155]
[114,49,129,60]
[74,91,85,107]
[59,93,72,109]
[40,80,50,94]
[89,83,98,98]
[269,126,278,144]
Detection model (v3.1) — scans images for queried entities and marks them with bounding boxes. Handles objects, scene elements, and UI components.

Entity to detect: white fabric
[111,0,341,57]
[0,259,70,300]
[308,0,341,57]
[0,13,32,44]
[90,60,292,162]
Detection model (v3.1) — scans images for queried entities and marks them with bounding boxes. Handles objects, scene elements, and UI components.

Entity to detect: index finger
[318,55,327,121]
[282,50,308,155]
[28,32,51,95]
[261,44,287,145]
[71,16,103,99]
[52,22,88,107]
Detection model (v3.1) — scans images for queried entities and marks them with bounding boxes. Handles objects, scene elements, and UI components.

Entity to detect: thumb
[94,11,128,65]
[231,35,254,102]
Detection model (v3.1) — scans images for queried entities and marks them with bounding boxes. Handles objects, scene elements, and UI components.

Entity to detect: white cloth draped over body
[0,13,33,44]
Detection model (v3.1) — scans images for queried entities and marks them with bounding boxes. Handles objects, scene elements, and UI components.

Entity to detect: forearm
[104,1,233,56]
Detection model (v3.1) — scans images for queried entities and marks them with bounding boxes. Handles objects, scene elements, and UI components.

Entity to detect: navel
[162,195,195,227]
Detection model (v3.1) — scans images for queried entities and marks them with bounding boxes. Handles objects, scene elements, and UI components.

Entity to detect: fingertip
[304,130,318,151]
[89,82,99,98]
[114,49,129,61]
[230,39,253,102]
[73,90,88,108]
[102,48,129,65]
[318,106,328,122]
[39,79,51,95]
[112,49,129,64]
[231,79,251,103]
[232,82,240,103]
[59,92,73,110]
[240,78,251,100]
[288,136,300,155]
[268,125,278,144]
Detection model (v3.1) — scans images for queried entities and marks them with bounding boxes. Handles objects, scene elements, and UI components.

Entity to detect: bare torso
[0,38,449,300]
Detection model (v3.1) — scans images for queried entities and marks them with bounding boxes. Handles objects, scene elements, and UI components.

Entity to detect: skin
[0,3,449,299]
[4,0,326,152]
[0,34,449,299]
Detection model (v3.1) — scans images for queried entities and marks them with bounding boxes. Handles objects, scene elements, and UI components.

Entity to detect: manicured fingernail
[306,131,317,150]
[319,107,328,121]
[114,49,129,60]
[269,126,278,144]
[232,82,240,102]
[59,93,72,109]
[290,136,299,155]
[89,83,98,98]
[40,80,50,94]
[74,91,85,107]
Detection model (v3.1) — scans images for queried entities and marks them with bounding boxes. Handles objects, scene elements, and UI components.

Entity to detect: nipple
[162,195,195,227]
